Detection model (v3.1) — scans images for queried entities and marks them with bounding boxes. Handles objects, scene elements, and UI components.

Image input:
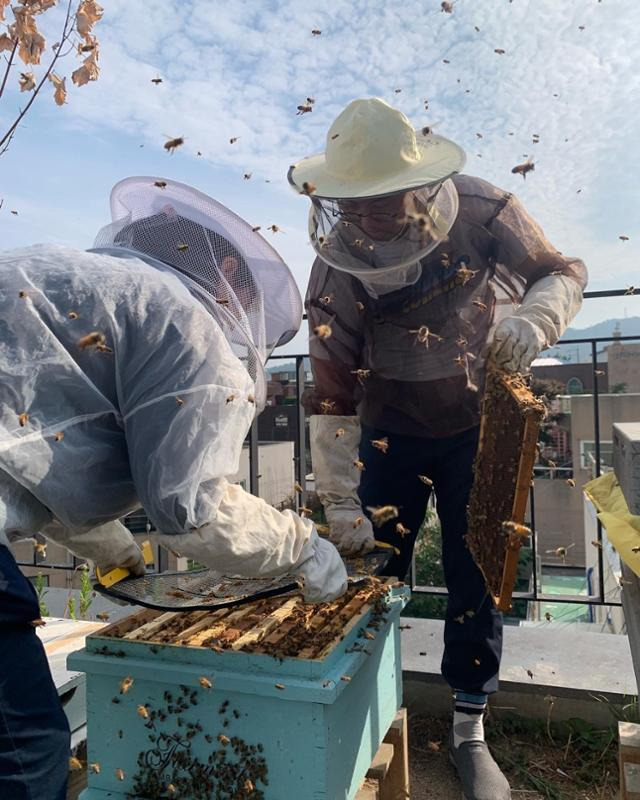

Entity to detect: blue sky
[1,0,639,354]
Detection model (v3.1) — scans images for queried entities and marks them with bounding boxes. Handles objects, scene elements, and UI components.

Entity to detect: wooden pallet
[356,709,410,800]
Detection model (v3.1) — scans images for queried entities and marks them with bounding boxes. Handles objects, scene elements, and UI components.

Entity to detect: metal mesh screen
[95,551,391,611]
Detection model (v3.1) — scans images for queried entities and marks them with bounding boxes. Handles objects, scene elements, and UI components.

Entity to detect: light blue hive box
[68,584,408,799]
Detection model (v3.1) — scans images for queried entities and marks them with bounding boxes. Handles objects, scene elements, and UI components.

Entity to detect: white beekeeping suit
[0,177,347,603]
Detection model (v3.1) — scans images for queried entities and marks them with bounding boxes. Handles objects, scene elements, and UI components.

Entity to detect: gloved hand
[155,481,347,603]
[41,519,147,577]
[489,274,583,373]
[294,529,348,603]
[310,415,376,557]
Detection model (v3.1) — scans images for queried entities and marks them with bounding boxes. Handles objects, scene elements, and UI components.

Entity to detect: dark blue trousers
[0,545,70,800]
[359,425,503,694]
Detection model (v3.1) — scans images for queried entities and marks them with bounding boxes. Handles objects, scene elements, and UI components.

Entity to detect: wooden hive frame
[466,366,546,612]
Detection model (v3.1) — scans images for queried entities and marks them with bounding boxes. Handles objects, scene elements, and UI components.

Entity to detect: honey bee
[296,104,313,115]
[409,325,444,349]
[34,542,47,556]
[120,676,133,693]
[353,516,364,528]
[199,676,213,689]
[594,369,605,376]
[331,133,340,140]
[164,136,184,153]
[418,474,433,487]
[494,48,506,54]
[217,733,230,744]
[137,705,149,718]
[319,399,336,414]
[229,137,239,144]
[177,243,189,252]
[371,437,389,453]
[252,225,261,232]
[473,658,481,666]
[442,59,450,64]
[625,286,636,295]
[18,290,28,298]
[293,482,304,493]
[455,335,468,349]
[511,158,535,179]
[353,238,365,248]
[116,768,125,781]
[299,506,312,516]
[427,740,441,752]
[335,427,345,438]
[355,301,365,312]
[76,331,107,352]
[69,756,83,771]
[153,181,167,192]
[54,431,64,442]
[394,88,402,93]
[353,459,365,471]
[150,76,162,85]
[526,669,534,679]
[275,683,285,690]
[367,505,399,527]
[226,394,235,404]
[474,25,480,31]
[90,762,100,773]
[456,265,478,286]
[619,235,629,242]
[475,132,483,139]
[31,617,46,627]
[311,28,321,35]
[247,394,256,404]
[440,252,451,268]
[167,785,176,794]
[591,540,603,550]
[175,396,184,406]
[244,779,254,793]
[68,310,79,319]
[566,478,576,487]
[302,181,317,195]
[471,298,487,311]
[18,412,29,427]
[314,324,332,339]
[544,612,552,621]
[320,294,334,305]
[441,1,454,12]
[340,675,352,682]
[243,172,252,180]
[351,368,371,383]
[268,224,282,233]
[453,614,465,624]
[96,612,110,621]
[395,522,410,537]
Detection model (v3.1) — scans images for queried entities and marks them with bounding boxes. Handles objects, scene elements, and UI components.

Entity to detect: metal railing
[15,288,639,614]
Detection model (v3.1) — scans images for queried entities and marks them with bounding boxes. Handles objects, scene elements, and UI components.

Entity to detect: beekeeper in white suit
[289,98,587,800]
[0,177,347,800]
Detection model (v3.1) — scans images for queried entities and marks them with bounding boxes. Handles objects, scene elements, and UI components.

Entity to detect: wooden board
[466,367,546,611]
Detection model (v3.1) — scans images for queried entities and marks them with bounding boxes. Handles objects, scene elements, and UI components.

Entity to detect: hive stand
[356,708,410,800]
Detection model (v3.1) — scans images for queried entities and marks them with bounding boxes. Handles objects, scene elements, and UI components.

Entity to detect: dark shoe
[448,732,511,800]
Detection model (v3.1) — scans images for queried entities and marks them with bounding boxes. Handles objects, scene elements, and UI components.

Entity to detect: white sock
[452,691,487,747]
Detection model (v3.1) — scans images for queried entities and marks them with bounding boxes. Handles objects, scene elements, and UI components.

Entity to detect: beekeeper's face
[338,192,409,240]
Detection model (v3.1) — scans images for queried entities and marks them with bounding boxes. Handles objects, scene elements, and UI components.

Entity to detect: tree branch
[0,0,75,153]
[0,38,18,101]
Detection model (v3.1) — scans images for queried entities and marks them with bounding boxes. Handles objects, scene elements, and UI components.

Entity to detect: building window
[580,440,613,470]
[566,377,584,394]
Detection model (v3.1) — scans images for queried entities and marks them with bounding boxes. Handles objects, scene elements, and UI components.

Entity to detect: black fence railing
[15,289,639,614]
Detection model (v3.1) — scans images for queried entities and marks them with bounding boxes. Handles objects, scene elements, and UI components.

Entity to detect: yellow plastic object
[95,540,154,588]
[584,473,640,577]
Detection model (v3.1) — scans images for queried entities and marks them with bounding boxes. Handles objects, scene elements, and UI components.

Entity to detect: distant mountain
[546,317,640,363]
[266,358,311,375]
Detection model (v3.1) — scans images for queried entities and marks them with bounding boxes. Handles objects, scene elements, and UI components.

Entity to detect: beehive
[68,580,408,799]
[466,367,546,611]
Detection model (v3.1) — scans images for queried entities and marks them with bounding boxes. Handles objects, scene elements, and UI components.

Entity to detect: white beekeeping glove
[490,274,583,373]
[310,415,376,556]
[156,481,348,604]
[41,519,147,576]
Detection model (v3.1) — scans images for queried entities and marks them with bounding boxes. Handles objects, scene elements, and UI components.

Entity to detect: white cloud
[1,0,639,313]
